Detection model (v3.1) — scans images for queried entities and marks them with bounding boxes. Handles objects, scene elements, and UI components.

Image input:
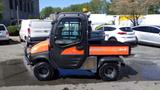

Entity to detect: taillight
[6,31,9,36]
[28,28,31,35]
[117,32,127,35]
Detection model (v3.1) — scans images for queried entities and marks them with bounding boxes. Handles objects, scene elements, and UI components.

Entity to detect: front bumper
[24,46,32,65]
[0,36,9,41]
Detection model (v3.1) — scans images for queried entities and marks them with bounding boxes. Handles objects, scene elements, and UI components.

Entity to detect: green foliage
[40,7,62,18]
[148,3,160,14]
[7,26,19,36]
[63,3,91,12]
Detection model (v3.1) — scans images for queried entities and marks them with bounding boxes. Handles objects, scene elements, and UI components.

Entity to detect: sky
[40,0,91,11]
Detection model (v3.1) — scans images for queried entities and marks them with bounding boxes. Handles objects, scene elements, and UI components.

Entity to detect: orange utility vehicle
[25,12,131,81]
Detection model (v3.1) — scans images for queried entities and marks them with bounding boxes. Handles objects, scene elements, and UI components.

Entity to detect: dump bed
[89,45,130,56]
[89,41,130,56]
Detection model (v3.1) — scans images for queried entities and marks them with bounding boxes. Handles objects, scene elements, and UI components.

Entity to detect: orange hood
[31,40,49,54]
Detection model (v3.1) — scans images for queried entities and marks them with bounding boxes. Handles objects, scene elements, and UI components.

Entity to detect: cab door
[50,16,88,69]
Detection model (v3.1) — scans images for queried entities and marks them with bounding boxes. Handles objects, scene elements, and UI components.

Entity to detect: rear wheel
[99,63,119,81]
[19,36,24,42]
[33,62,57,81]
[4,40,10,44]
[108,37,117,42]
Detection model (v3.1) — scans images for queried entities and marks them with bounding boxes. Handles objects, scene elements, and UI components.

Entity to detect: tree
[0,0,3,20]
[40,7,61,18]
[148,2,160,14]
[62,3,91,12]
[90,0,110,14]
[110,0,160,26]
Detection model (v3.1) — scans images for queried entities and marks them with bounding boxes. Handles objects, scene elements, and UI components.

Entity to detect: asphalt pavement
[0,37,160,89]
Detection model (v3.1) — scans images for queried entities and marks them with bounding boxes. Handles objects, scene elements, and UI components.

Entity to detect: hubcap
[38,67,49,77]
[104,67,116,79]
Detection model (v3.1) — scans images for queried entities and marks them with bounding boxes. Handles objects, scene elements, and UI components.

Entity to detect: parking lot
[0,37,160,87]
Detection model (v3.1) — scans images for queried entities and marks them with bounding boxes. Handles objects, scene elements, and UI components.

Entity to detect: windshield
[31,21,52,29]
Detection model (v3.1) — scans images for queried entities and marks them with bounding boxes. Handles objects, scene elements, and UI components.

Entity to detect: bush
[7,25,19,36]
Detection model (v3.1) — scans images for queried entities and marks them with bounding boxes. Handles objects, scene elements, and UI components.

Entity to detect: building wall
[0,0,39,25]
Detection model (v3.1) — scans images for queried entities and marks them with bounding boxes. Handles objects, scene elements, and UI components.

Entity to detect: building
[0,0,39,25]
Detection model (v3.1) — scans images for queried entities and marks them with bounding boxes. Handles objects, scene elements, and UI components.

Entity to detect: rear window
[120,27,133,32]
[0,26,5,31]
[31,21,52,28]
[104,27,116,31]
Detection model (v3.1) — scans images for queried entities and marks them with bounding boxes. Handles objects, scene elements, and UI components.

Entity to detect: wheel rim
[38,66,50,78]
[104,67,116,79]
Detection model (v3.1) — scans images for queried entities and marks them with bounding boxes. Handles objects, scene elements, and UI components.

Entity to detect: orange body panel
[61,46,84,55]
[31,40,49,54]
[89,46,129,55]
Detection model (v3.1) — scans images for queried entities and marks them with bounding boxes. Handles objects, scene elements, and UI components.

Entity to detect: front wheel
[33,62,57,81]
[99,64,119,81]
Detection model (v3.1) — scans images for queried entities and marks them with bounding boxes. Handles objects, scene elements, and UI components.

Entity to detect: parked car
[96,25,137,45]
[19,19,52,43]
[0,24,10,44]
[89,30,105,43]
[132,25,160,46]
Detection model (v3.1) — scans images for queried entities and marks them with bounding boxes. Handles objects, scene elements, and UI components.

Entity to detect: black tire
[4,40,10,44]
[33,62,57,81]
[19,36,23,42]
[108,37,117,42]
[135,37,138,44]
[99,63,119,81]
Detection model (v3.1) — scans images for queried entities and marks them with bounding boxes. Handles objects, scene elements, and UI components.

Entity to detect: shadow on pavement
[119,65,138,80]
[138,43,160,48]
[1,58,159,87]
[0,39,20,46]
[0,59,102,87]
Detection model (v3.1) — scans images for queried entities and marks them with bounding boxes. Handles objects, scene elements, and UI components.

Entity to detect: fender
[30,51,58,69]
[98,56,125,68]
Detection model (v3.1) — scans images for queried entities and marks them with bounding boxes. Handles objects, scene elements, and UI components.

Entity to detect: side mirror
[51,21,56,25]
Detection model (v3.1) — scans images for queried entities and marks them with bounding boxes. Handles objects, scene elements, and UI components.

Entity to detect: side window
[132,27,140,31]
[149,27,160,34]
[104,27,116,31]
[133,27,146,32]
[55,18,81,46]
[145,27,151,33]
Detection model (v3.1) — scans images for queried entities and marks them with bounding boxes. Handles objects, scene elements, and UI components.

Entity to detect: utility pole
[17,5,19,30]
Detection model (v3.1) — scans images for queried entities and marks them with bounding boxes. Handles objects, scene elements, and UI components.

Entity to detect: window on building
[31,1,34,13]
[28,2,30,12]
[19,0,22,11]
[24,0,27,12]
[9,0,13,9]
[15,0,18,10]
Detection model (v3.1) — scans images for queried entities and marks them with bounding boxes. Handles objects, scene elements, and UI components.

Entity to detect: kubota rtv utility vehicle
[25,12,131,81]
